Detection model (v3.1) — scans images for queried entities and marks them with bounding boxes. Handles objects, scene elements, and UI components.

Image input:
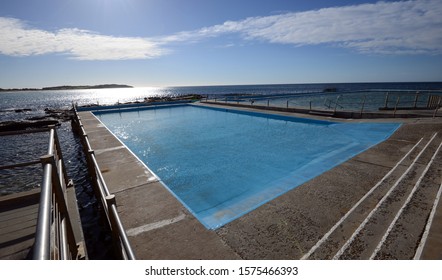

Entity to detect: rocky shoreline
[0,94,204,132]
[0,108,74,132]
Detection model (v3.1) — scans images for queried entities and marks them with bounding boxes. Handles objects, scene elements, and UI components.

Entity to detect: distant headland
[0,84,133,92]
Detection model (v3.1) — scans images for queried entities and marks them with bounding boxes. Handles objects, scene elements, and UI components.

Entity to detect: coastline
[0,84,133,92]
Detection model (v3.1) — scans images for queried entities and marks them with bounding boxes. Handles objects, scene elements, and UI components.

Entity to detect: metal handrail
[1,127,81,259]
[31,128,80,260]
[33,154,53,259]
[203,91,442,119]
[72,106,136,260]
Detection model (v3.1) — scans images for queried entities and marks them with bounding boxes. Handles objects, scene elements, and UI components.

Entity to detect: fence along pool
[216,90,442,114]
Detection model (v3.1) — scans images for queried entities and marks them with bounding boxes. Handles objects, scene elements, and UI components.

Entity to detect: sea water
[2,82,442,120]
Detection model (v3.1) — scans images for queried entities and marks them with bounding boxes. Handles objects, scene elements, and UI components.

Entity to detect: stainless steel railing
[203,90,442,118]
[0,128,82,260]
[33,127,80,260]
[71,106,136,260]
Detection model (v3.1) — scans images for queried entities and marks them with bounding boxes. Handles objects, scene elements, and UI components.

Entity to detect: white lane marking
[370,140,442,259]
[414,181,442,259]
[126,213,186,237]
[300,137,423,260]
[333,133,437,260]
[94,146,125,155]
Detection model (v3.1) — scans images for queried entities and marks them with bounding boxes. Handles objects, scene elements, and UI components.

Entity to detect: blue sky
[0,0,441,88]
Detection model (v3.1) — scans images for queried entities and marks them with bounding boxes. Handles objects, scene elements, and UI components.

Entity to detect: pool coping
[79,103,442,259]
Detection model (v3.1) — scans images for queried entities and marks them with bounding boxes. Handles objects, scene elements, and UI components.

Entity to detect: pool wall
[77,100,192,112]
[93,103,333,125]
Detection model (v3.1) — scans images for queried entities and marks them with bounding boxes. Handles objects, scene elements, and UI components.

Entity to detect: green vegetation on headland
[0,84,133,92]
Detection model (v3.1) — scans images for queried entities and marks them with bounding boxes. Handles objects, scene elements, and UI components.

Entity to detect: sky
[0,0,441,88]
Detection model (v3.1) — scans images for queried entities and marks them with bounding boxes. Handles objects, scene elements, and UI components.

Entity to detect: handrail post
[433,97,441,118]
[333,95,341,114]
[33,154,54,260]
[394,96,400,117]
[413,91,419,108]
[384,92,389,109]
[87,149,98,182]
[106,195,123,258]
[106,195,136,260]
[360,95,366,117]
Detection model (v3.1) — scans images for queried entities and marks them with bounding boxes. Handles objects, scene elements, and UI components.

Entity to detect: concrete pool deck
[78,104,442,259]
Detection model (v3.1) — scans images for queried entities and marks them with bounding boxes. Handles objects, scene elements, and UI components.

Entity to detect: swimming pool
[94,104,400,229]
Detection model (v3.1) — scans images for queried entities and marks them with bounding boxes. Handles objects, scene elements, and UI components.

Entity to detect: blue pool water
[94,105,400,229]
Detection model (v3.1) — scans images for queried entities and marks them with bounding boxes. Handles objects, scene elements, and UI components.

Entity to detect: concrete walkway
[79,105,442,259]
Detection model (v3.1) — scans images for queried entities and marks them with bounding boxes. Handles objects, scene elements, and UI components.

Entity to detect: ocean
[1,82,442,121]
[1,81,441,258]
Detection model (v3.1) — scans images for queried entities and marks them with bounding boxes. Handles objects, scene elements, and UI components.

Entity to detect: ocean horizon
[1,82,442,116]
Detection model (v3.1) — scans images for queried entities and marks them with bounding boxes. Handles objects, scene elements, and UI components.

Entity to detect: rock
[44,108,74,121]
[26,116,47,121]
[0,119,60,132]
[14,108,32,113]
[23,109,74,122]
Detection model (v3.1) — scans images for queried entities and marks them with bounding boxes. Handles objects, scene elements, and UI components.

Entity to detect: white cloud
[55,29,167,60]
[0,17,167,60]
[0,0,441,60]
[192,0,442,55]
